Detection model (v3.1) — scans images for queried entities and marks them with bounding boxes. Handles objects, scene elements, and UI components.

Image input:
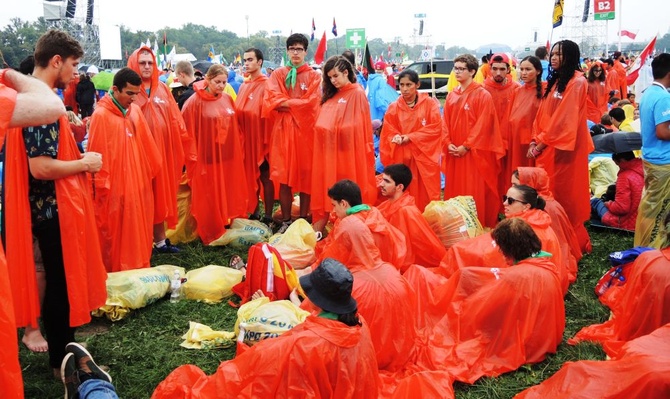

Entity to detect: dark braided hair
[520,55,543,100]
[544,40,582,99]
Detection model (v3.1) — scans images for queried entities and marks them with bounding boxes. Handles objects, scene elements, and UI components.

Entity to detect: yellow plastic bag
[209,218,272,248]
[423,196,484,249]
[634,161,670,248]
[589,156,619,198]
[182,265,244,304]
[180,321,236,350]
[166,172,199,244]
[234,297,309,346]
[267,219,317,269]
[93,265,185,321]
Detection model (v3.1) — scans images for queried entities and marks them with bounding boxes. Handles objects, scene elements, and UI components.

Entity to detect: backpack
[595,246,655,297]
[231,243,301,306]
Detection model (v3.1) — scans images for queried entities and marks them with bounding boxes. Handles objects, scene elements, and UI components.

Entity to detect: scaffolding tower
[559,0,608,57]
[44,0,103,67]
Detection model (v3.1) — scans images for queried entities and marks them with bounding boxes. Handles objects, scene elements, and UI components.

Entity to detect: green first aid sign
[346,29,366,49]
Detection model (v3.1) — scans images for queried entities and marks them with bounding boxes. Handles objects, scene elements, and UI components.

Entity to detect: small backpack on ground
[231,243,301,306]
[595,246,655,297]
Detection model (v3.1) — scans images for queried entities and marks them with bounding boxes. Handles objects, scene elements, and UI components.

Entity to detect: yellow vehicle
[395,60,454,95]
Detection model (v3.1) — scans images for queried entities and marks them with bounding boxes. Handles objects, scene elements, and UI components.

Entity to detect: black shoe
[65,342,112,384]
[153,238,181,254]
[61,352,79,399]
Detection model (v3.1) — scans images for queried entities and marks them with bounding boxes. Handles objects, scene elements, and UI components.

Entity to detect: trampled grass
[20,226,634,398]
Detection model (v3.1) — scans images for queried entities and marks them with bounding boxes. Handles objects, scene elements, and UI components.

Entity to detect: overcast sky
[3,0,668,50]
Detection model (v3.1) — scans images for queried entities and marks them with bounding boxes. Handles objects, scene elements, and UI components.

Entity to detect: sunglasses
[503,195,528,205]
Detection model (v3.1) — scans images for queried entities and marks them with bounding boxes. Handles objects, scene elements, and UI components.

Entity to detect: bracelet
[529,140,537,147]
[531,146,543,157]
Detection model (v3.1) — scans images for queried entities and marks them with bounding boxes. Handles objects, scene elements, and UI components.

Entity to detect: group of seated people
[150,163,578,397]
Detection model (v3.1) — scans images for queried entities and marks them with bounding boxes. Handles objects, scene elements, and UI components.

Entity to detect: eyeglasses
[502,195,528,205]
[453,67,468,72]
[139,61,154,66]
[287,47,305,53]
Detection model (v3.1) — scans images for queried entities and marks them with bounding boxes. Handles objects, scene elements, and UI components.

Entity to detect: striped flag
[311,18,315,41]
[332,18,337,37]
[626,36,656,86]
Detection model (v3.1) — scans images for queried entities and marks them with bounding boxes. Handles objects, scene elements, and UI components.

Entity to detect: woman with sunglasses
[586,61,608,125]
[443,184,567,293]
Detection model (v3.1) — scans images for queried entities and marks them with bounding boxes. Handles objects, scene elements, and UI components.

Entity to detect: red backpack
[231,243,300,305]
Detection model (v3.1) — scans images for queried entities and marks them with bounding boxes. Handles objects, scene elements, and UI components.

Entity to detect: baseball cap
[374,61,387,71]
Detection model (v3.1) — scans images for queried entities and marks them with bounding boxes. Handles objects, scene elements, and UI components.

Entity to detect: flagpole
[605,20,609,56]
[617,0,622,51]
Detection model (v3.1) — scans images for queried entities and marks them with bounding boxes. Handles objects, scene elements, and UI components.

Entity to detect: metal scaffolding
[559,0,608,57]
[44,0,105,67]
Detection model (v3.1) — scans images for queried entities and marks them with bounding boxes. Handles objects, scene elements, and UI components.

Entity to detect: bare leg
[260,168,275,218]
[279,184,293,221]
[299,192,311,219]
[153,222,166,243]
[23,269,48,353]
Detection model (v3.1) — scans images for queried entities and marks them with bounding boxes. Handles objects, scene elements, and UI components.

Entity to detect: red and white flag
[618,29,638,40]
[627,36,656,86]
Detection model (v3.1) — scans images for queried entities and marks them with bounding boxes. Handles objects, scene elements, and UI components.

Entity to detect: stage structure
[559,0,608,57]
[43,0,123,69]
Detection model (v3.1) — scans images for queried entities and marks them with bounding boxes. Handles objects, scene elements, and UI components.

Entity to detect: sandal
[229,255,246,270]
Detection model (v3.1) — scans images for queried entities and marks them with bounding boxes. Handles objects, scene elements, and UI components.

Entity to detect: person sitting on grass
[61,342,115,399]
[423,217,565,384]
[152,258,379,398]
[590,151,644,231]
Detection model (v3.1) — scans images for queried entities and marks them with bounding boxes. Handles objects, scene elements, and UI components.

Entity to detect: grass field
[20,226,634,398]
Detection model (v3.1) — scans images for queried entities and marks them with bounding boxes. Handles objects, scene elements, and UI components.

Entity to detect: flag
[582,0,590,23]
[145,38,151,48]
[363,42,375,75]
[207,46,215,62]
[553,0,564,28]
[619,30,638,39]
[162,32,168,46]
[626,36,657,86]
[235,53,242,64]
[387,44,392,59]
[311,18,315,41]
[125,49,129,59]
[332,18,337,37]
[314,31,327,64]
[153,39,159,56]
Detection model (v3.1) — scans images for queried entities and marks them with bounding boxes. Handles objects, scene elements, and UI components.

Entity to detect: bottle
[170,270,182,303]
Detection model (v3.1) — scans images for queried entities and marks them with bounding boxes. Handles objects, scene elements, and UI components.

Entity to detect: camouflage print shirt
[22,121,59,225]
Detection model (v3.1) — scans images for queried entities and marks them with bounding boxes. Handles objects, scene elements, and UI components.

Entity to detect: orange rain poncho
[379,93,442,211]
[236,74,274,210]
[88,95,161,271]
[569,247,670,350]
[483,77,521,196]
[517,323,670,399]
[182,80,249,244]
[377,192,446,271]
[312,211,417,371]
[517,167,581,282]
[443,210,568,293]
[423,255,565,384]
[586,79,609,124]
[151,316,380,399]
[261,65,321,194]
[507,82,545,172]
[310,84,377,221]
[442,83,505,228]
[0,83,23,399]
[5,114,108,325]
[533,71,594,252]
[128,47,186,228]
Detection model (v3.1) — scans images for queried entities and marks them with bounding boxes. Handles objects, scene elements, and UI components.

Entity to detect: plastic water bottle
[170,270,182,303]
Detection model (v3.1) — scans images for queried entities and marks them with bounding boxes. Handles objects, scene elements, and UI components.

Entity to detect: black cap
[299,258,357,314]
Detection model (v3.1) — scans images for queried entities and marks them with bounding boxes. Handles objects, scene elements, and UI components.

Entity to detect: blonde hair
[67,110,83,126]
[206,64,228,80]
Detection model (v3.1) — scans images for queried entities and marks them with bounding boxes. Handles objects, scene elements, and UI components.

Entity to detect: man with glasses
[262,33,322,232]
[127,46,186,255]
[442,54,504,228]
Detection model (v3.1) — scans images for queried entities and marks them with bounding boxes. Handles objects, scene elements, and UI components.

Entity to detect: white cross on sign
[346,28,366,49]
